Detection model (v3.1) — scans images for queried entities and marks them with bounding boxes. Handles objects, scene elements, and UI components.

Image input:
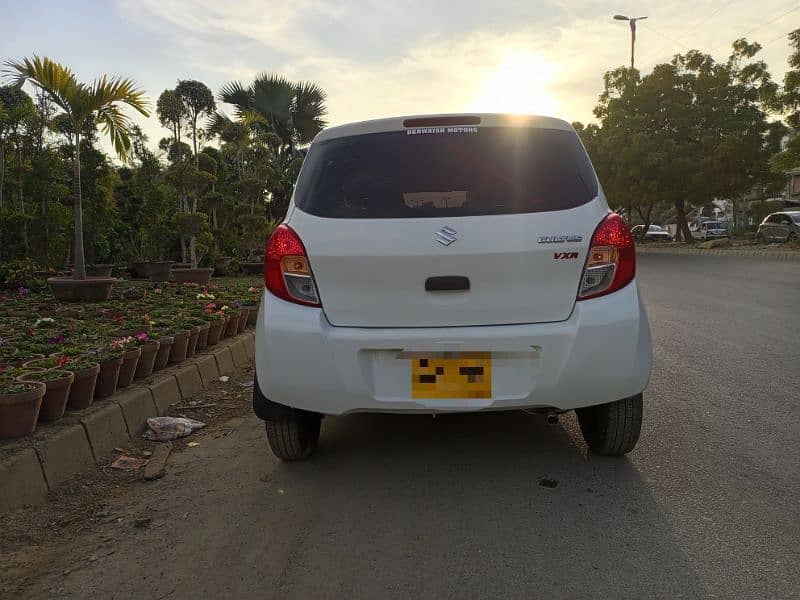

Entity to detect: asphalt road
[16,254,800,599]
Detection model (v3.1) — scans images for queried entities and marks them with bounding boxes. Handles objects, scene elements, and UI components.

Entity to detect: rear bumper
[254,282,652,416]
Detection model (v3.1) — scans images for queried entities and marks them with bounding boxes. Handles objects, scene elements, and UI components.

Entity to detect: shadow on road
[263,411,707,598]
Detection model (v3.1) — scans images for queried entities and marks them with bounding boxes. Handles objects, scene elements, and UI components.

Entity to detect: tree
[589,41,777,242]
[175,80,215,169]
[774,28,800,173]
[0,85,34,211]
[5,55,149,279]
[216,74,327,219]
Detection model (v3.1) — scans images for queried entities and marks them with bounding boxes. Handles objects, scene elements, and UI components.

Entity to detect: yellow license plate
[411,353,492,399]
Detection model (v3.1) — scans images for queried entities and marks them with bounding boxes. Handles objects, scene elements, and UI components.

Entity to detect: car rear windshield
[294,127,598,218]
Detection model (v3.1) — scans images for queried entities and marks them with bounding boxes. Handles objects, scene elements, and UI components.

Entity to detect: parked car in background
[756,212,800,243]
[691,220,728,241]
[630,224,673,241]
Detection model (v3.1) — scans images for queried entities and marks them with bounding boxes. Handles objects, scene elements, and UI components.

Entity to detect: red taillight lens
[577,213,635,300]
[264,224,321,307]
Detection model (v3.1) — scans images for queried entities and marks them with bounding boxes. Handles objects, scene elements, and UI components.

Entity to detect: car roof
[314,113,574,143]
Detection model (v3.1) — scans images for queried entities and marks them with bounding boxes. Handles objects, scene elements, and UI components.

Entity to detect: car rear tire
[576,394,643,456]
[265,411,322,461]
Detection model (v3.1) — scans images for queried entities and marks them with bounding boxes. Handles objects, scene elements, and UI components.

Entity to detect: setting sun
[470,51,560,116]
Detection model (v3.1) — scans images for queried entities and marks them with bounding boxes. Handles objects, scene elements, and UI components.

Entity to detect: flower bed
[0,277,263,439]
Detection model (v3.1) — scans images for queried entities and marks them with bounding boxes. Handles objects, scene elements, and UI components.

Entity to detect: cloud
[112,0,798,137]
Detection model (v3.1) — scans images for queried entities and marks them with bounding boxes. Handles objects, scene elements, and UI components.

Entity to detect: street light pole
[613,14,648,69]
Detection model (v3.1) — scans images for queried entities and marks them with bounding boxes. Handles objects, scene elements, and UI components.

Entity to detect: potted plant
[149,261,174,283]
[172,212,214,284]
[243,286,261,327]
[133,333,160,379]
[91,343,125,399]
[10,57,147,302]
[214,256,233,276]
[130,261,150,279]
[195,319,211,350]
[17,368,74,422]
[203,311,226,346]
[62,355,101,410]
[0,345,24,368]
[112,337,142,389]
[223,305,240,338]
[169,327,191,364]
[0,372,45,438]
[86,264,114,278]
[183,318,205,358]
[237,305,248,334]
[152,334,174,372]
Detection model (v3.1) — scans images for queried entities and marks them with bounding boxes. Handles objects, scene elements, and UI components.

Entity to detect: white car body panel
[291,201,608,328]
[255,280,651,415]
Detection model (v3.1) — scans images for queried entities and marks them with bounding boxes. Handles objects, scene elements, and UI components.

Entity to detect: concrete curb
[637,246,800,262]
[0,329,255,515]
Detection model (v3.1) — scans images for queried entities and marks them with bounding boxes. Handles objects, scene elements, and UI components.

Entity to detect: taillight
[264,224,321,307]
[577,213,635,300]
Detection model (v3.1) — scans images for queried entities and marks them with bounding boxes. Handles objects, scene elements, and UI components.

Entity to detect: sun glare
[470,51,559,116]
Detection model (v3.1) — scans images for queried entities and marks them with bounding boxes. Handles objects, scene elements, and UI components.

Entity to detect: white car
[254,114,652,460]
[692,220,728,240]
[630,224,673,241]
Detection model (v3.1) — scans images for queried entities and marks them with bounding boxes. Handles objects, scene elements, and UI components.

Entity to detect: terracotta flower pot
[153,336,174,371]
[135,340,160,379]
[0,382,45,438]
[195,321,211,351]
[117,347,142,389]
[86,264,114,278]
[130,261,150,279]
[47,277,116,302]
[186,326,200,358]
[206,319,224,346]
[237,308,248,334]
[214,256,233,276]
[244,304,259,327]
[148,261,173,283]
[169,330,190,364]
[173,268,214,285]
[224,312,240,338]
[19,370,74,422]
[242,262,263,275]
[67,363,100,410]
[95,357,123,398]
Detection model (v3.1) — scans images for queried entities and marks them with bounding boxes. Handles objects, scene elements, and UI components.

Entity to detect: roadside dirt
[0,366,255,598]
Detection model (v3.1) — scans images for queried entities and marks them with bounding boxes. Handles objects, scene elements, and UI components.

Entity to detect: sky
[1,0,798,153]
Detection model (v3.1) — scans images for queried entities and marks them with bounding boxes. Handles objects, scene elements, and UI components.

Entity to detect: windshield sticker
[407,126,479,135]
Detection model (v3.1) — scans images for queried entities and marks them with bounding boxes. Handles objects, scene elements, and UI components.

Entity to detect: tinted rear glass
[294,127,598,218]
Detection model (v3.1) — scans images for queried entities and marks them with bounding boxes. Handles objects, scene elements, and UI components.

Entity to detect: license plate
[410,352,492,399]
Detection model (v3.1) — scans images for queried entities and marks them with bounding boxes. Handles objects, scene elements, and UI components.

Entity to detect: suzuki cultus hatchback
[253,114,652,460]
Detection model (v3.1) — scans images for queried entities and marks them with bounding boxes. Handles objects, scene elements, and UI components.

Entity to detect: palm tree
[218,73,327,154]
[215,74,326,219]
[5,56,149,279]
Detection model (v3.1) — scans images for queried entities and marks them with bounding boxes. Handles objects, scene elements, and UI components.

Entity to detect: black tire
[576,394,643,456]
[265,411,322,461]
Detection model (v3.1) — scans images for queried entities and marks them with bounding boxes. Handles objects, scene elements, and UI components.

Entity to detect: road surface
[10,254,800,599]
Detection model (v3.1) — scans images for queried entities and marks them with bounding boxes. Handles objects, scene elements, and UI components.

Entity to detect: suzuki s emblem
[435,226,457,246]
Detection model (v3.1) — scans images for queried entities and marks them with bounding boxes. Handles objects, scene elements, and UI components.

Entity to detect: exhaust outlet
[546,413,559,425]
